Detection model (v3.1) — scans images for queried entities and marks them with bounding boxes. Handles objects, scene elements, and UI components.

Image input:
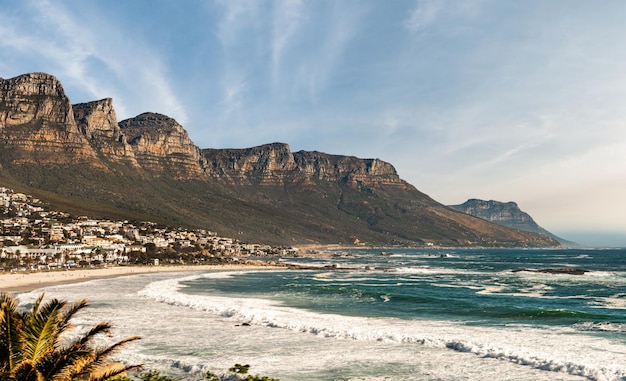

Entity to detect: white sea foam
[574,322,626,333]
[393,266,482,276]
[588,295,626,310]
[137,274,626,381]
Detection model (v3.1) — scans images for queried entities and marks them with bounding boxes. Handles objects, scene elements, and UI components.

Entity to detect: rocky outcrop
[294,150,407,187]
[512,268,588,275]
[0,73,96,164]
[202,142,409,188]
[449,199,568,244]
[450,199,535,227]
[119,112,204,178]
[202,143,298,185]
[73,98,138,165]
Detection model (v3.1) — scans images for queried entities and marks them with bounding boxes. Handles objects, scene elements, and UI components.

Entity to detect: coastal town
[0,187,299,272]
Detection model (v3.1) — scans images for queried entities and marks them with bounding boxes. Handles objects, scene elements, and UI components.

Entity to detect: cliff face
[0,73,96,164]
[294,150,407,187]
[202,143,298,185]
[119,113,205,179]
[73,98,138,165]
[202,143,409,188]
[450,199,534,226]
[449,199,568,244]
[1,74,204,177]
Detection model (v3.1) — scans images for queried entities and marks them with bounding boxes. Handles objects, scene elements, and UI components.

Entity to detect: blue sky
[1,0,626,246]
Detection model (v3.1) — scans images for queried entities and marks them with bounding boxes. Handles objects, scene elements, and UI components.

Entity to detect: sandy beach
[0,264,281,293]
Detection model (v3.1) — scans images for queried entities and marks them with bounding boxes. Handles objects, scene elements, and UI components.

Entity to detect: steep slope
[119,112,205,179]
[0,73,97,164]
[73,98,138,165]
[0,72,560,247]
[200,143,558,246]
[449,199,571,245]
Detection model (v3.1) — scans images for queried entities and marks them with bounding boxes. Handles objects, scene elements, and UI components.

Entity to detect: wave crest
[137,273,626,381]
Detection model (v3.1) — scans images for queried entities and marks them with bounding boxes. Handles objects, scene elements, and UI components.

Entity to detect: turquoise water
[183,248,626,330]
[23,248,626,380]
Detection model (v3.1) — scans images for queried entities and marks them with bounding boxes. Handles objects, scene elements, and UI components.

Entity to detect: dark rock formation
[512,268,589,275]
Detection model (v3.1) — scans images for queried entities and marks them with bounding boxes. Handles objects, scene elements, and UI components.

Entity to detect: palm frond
[77,336,141,376]
[86,363,143,381]
[28,293,46,318]
[56,298,89,334]
[70,336,140,373]
[74,322,113,348]
[94,336,141,360]
[0,293,142,381]
[38,345,92,381]
[22,301,63,364]
[0,292,24,372]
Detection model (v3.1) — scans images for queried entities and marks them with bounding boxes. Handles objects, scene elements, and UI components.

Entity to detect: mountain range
[0,72,559,247]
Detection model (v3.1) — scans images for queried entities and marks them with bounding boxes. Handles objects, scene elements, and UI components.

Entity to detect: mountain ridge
[0,72,559,247]
[449,199,572,245]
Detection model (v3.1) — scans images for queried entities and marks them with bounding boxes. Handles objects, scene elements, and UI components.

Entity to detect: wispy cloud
[221,77,249,114]
[298,2,363,105]
[0,0,187,123]
[271,0,306,84]
[215,0,260,46]
[404,0,445,33]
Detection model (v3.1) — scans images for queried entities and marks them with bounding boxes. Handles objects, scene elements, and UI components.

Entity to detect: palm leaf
[67,336,139,376]
[87,362,143,381]
[0,292,23,373]
[22,299,64,365]
[1,293,142,381]
[38,345,92,381]
[56,298,89,333]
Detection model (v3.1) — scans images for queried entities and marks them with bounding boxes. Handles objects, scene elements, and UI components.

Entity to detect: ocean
[19,248,626,380]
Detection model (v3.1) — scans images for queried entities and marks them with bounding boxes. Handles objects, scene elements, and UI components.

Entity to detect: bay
[19,248,626,380]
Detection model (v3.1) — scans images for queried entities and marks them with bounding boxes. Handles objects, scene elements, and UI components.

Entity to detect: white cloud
[271,0,306,84]
[404,0,445,33]
[215,0,260,46]
[298,2,363,105]
[0,0,189,124]
[221,78,249,114]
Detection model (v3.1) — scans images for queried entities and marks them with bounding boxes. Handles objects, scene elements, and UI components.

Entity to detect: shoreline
[0,264,282,293]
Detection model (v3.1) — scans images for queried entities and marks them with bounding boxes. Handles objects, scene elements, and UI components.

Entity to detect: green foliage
[0,292,141,381]
[204,364,279,381]
[229,364,250,374]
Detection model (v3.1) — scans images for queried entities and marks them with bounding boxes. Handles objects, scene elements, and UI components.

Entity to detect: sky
[1,0,625,246]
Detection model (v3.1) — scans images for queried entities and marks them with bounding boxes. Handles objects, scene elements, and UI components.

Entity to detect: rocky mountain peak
[73,98,138,165]
[0,73,96,164]
[118,112,204,178]
[450,199,533,224]
[73,98,118,139]
[449,198,568,244]
[119,112,183,133]
[202,142,297,185]
[1,72,65,98]
[1,72,71,128]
